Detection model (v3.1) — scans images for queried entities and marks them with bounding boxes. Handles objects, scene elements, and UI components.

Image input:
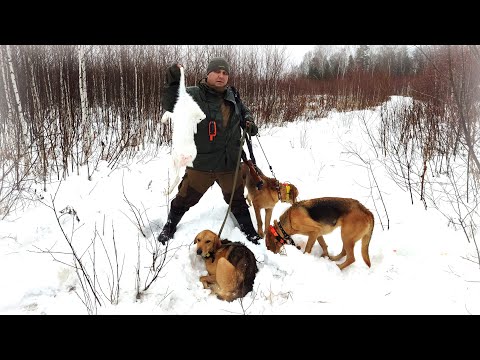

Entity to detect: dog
[241,162,299,238]
[162,65,206,195]
[194,229,258,302]
[265,197,374,270]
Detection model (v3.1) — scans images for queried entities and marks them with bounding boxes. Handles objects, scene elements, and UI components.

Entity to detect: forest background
[1,44,479,276]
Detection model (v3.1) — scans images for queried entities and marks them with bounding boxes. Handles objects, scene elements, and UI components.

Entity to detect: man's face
[206,69,229,89]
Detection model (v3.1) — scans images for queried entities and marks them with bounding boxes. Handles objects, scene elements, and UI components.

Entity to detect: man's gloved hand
[246,121,258,136]
[165,63,181,85]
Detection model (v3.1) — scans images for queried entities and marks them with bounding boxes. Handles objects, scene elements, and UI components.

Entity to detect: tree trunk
[6,45,26,189]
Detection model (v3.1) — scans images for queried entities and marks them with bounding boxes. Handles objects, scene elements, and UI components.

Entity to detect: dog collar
[269,225,286,245]
[277,221,294,244]
[276,181,291,202]
[269,223,295,246]
[285,184,290,201]
[275,180,282,201]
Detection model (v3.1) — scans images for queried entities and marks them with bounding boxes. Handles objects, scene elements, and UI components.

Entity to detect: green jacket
[162,79,258,172]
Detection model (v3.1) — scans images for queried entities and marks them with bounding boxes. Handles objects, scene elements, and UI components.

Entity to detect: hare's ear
[273,219,278,227]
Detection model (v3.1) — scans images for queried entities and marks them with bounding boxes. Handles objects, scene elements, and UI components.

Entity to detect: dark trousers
[171,168,248,216]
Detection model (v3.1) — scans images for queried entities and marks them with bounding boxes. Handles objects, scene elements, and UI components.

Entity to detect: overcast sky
[285,45,315,64]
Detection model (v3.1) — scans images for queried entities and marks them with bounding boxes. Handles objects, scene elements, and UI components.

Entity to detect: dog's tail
[361,210,375,268]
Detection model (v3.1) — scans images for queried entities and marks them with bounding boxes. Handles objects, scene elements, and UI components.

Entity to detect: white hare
[162,66,206,195]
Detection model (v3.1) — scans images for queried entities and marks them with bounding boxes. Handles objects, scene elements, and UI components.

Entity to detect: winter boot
[157,208,185,245]
[233,210,261,245]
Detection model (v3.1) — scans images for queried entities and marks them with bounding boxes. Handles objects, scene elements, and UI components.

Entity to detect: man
[158,57,261,245]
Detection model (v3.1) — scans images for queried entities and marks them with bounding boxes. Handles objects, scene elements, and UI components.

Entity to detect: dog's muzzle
[197,248,211,258]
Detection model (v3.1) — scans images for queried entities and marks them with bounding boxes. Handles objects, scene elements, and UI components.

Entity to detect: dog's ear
[292,185,299,203]
[214,234,222,248]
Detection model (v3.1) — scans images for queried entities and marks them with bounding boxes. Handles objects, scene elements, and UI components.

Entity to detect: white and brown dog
[162,65,206,195]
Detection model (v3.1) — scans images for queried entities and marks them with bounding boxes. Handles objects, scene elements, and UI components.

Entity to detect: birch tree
[27,48,48,190]
[6,45,27,189]
[0,46,13,148]
[78,44,92,178]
